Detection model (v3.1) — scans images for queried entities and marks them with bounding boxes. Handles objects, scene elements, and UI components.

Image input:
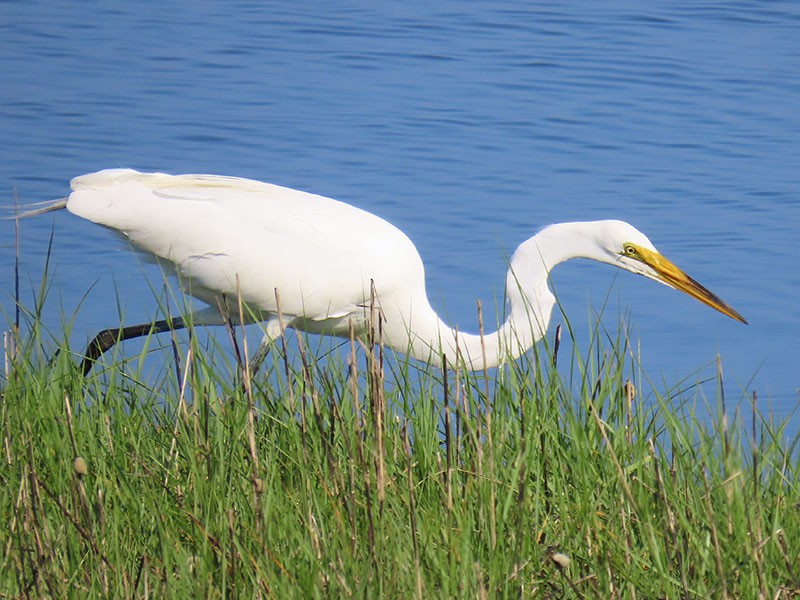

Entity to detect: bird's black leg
[81,317,185,375]
[248,337,272,375]
[246,321,285,375]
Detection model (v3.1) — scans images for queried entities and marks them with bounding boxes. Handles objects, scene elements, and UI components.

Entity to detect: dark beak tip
[727,309,748,325]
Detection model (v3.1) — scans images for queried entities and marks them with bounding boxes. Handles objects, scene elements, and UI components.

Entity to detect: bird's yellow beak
[628,245,748,324]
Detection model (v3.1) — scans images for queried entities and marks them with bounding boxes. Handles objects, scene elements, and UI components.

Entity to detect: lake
[1,1,798,428]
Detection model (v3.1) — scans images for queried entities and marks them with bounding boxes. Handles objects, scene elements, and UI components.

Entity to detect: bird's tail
[4,197,68,220]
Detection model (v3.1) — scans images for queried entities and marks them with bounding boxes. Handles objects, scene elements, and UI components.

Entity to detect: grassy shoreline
[1,311,798,598]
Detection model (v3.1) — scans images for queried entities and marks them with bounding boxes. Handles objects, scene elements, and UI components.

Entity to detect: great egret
[25,169,746,373]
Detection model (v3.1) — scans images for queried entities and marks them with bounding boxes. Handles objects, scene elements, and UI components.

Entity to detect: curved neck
[391,222,609,370]
[389,267,551,371]
[396,296,548,371]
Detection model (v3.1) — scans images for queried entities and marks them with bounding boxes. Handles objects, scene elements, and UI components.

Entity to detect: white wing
[67,169,425,322]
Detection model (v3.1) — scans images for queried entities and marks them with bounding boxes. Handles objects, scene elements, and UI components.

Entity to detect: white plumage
[40,168,746,372]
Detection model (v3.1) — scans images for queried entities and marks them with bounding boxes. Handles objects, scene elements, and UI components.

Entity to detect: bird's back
[67,169,426,325]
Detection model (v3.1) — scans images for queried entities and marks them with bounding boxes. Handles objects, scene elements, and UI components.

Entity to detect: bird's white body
[68,169,515,367]
[60,169,745,371]
[69,169,422,334]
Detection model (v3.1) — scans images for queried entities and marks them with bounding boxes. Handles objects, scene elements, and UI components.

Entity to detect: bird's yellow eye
[623,243,638,257]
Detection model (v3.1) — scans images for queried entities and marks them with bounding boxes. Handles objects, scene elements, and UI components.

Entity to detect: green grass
[1,298,799,599]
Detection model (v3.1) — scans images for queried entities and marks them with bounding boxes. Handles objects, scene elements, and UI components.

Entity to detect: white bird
[25,169,746,374]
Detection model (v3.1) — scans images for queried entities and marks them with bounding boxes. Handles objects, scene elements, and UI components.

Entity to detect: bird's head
[599,220,747,324]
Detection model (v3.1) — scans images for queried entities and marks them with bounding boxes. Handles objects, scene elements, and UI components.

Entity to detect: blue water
[1,2,798,425]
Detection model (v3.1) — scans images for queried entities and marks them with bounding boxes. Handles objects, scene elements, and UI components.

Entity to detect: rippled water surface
[1,2,798,423]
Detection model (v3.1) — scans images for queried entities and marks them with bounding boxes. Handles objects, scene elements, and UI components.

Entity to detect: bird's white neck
[386,222,613,370]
